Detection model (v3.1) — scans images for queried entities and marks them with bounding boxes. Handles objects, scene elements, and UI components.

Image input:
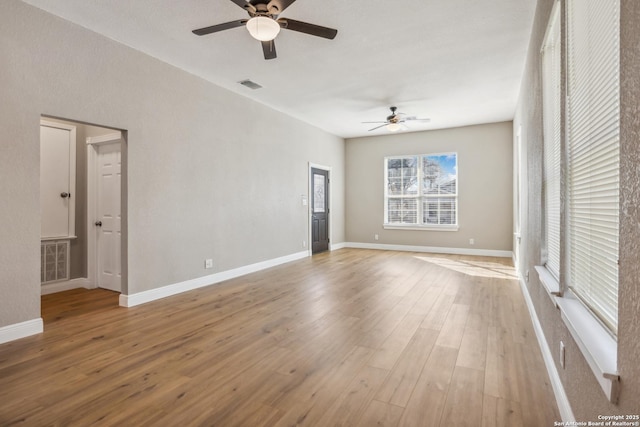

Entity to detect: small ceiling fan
[362,106,431,132]
[192,0,338,60]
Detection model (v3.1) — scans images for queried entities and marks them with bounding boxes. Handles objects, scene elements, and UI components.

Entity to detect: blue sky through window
[426,154,457,183]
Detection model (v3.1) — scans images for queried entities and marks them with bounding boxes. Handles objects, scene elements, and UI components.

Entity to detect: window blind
[566,0,620,334]
[541,3,562,279]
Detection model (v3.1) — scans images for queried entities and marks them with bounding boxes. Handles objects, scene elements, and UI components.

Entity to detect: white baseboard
[120,250,309,307]
[0,318,43,344]
[41,278,92,295]
[518,276,574,422]
[343,242,512,258]
[330,242,347,250]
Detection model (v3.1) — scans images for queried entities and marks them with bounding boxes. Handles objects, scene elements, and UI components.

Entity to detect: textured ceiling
[21,0,536,138]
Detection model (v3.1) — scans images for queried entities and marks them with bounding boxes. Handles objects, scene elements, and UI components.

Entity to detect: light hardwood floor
[0,249,560,426]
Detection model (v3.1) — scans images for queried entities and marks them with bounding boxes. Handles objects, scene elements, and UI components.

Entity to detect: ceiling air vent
[238,79,262,90]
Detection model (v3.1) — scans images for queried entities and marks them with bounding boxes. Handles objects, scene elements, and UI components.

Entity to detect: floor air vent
[41,240,69,283]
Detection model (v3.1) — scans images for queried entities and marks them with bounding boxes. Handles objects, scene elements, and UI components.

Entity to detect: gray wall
[514,0,640,417]
[345,122,513,252]
[0,0,345,327]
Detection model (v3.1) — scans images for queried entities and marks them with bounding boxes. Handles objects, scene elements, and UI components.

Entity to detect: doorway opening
[39,116,127,319]
[309,164,331,254]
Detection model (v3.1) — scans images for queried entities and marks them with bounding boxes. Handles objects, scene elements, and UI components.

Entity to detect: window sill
[534,265,619,403]
[535,265,561,304]
[383,224,459,232]
[555,296,619,404]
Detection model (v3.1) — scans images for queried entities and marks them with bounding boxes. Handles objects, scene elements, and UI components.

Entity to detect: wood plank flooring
[0,249,560,426]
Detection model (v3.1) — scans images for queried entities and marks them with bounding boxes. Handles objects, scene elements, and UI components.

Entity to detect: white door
[40,124,75,238]
[96,143,121,292]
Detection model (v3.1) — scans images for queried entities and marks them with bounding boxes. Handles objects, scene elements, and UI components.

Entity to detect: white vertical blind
[567,0,620,334]
[541,2,562,279]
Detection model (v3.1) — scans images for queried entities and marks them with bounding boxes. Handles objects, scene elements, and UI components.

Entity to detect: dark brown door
[311,168,329,254]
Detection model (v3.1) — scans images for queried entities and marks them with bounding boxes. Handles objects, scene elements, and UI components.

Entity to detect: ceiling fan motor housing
[249,3,278,18]
[387,106,399,122]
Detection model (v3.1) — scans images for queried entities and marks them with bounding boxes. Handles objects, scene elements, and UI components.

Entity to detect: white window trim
[383,224,459,232]
[540,0,562,280]
[383,153,459,229]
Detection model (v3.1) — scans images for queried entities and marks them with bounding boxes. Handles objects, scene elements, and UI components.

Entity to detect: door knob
[60,192,70,198]
[95,221,102,227]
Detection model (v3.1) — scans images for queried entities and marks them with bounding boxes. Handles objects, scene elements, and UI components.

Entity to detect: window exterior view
[385,153,458,227]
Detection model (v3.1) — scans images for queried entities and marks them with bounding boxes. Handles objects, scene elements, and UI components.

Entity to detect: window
[566,0,620,335]
[535,0,620,403]
[385,153,457,228]
[541,2,562,281]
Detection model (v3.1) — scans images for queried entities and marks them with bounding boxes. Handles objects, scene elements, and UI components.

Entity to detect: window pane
[542,2,562,279]
[423,197,457,225]
[567,0,619,334]
[401,198,417,224]
[313,174,325,213]
[388,210,401,223]
[387,157,418,196]
[387,197,417,224]
[388,178,402,196]
[423,154,457,195]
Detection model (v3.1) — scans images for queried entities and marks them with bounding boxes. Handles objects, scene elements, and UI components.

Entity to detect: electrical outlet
[303,240,307,247]
[374,234,379,241]
[560,341,566,369]
[469,238,475,245]
[205,259,213,269]
[525,270,530,282]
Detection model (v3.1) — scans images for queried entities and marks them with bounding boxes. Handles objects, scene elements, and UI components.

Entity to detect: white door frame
[308,163,332,256]
[514,125,523,269]
[86,132,122,289]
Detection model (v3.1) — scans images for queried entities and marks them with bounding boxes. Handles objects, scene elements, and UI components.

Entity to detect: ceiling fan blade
[368,124,388,132]
[267,0,297,14]
[193,20,246,36]
[361,121,387,124]
[229,0,257,12]
[278,18,338,39]
[261,40,277,60]
[404,118,431,123]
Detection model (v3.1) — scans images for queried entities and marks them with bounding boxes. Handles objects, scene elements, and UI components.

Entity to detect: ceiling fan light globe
[246,16,281,41]
[386,123,401,132]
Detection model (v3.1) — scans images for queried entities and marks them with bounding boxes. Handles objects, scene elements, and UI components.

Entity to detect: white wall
[0,0,344,328]
[345,122,513,252]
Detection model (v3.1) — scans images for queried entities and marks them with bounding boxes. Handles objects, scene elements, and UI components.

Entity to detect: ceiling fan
[192,0,338,60]
[363,106,431,132]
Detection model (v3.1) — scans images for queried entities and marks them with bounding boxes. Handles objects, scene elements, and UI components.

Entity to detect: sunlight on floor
[414,255,517,279]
